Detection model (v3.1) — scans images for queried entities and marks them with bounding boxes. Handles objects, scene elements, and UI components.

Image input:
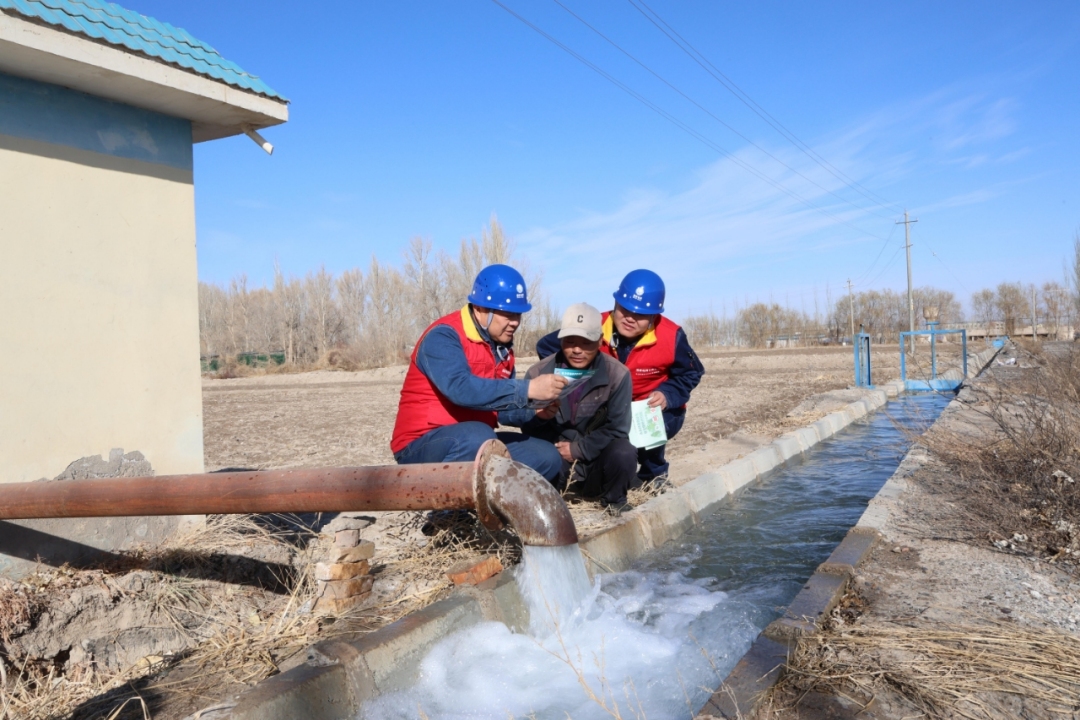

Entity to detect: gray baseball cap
[558,302,603,341]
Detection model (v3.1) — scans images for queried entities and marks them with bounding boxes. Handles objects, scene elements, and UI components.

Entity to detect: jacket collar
[603,313,658,349]
[460,305,484,343]
[463,305,513,363]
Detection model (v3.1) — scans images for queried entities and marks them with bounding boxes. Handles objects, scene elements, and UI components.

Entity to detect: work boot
[643,474,669,492]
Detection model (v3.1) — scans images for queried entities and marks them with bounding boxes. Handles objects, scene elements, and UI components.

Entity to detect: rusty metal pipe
[0,441,578,547]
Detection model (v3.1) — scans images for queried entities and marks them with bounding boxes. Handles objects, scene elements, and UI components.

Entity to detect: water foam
[361,544,758,719]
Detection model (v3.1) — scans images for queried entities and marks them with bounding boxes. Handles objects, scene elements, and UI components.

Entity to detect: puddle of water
[361,393,950,719]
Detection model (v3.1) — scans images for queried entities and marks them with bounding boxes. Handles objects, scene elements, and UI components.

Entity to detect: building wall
[0,71,204,483]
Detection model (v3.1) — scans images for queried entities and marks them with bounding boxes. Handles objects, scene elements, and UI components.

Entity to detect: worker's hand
[528,374,569,402]
[535,401,559,420]
[646,391,668,410]
[555,441,574,463]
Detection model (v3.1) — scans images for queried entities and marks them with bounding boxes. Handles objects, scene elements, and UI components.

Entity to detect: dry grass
[915,344,1080,562]
[0,514,386,720]
[376,511,523,614]
[764,621,1080,720]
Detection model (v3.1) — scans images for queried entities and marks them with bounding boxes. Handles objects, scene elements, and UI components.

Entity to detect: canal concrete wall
[194,347,1001,720]
[697,344,1002,719]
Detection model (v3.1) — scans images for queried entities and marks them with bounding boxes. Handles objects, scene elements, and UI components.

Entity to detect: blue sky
[136,0,1079,319]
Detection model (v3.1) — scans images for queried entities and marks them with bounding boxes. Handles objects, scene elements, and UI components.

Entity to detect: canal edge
[696,344,1002,720]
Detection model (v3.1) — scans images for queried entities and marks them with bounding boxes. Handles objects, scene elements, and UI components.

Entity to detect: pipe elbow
[475,447,578,547]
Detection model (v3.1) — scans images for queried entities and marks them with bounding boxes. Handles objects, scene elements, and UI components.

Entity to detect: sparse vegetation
[915,344,1080,562]
[198,217,559,373]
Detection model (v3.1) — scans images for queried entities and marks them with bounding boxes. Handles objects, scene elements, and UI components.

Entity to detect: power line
[850,222,898,286]
[550,0,897,224]
[490,0,889,242]
[626,0,906,216]
[863,245,905,288]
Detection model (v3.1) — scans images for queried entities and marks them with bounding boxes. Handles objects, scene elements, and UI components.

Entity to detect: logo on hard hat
[516,283,524,297]
[632,285,645,300]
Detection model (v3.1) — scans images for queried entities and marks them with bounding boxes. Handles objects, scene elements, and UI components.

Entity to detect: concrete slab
[774,434,803,463]
[747,446,782,476]
[229,663,352,720]
[580,514,650,575]
[681,472,732,517]
[697,636,789,719]
[793,427,820,451]
[637,491,697,549]
[720,458,758,493]
[781,571,849,626]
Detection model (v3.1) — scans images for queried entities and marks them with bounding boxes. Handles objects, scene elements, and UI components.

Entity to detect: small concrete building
[0,0,287,569]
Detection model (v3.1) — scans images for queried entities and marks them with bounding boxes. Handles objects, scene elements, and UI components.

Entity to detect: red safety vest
[600,311,680,403]
[391,306,515,454]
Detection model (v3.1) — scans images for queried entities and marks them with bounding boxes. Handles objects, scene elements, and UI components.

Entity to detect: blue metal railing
[899,324,968,392]
[853,329,872,387]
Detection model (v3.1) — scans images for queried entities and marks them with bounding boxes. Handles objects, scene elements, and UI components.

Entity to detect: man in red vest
[537,269,704,485]
[391,264,566,482]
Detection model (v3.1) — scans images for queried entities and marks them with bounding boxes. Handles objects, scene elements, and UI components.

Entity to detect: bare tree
[995,282,1026,337]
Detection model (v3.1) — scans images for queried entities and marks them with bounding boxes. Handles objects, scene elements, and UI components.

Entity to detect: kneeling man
[390,264,566,481]
[511,303,636,515]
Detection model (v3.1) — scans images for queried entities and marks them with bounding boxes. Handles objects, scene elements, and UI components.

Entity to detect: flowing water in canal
[363,393,951,719]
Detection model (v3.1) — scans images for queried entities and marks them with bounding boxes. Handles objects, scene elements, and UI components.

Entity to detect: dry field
[202,344,918,475]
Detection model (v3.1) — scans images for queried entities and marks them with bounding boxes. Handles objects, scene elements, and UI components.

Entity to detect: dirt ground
[759,342,1080,720]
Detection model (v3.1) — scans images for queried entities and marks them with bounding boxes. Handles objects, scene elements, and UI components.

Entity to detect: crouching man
[505,303,636,516]
[537,269,704,485]
[390,264,566,481]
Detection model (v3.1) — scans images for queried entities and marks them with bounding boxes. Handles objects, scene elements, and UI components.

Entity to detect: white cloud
[517,85,1024,317]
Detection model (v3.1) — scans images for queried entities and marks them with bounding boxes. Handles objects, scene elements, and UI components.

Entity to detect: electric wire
[490,0,889,242]
[850,223,898,287]
[550,0,897,224]
[863,245,905,289]
[626,0,906,216]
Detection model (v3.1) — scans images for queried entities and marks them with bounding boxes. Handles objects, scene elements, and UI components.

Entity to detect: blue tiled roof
[0,0,285,101]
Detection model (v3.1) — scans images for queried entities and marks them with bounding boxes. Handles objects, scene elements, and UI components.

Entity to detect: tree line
[683,280,1078,350]
[198,219,558,371]
[201,227,1080,361]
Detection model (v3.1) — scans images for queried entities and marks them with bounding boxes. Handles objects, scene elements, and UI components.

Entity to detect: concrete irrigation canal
[201,347,1001,720]
[360,394,949,719]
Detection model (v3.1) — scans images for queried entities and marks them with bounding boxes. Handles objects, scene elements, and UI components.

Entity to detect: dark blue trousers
[394,421,562,483]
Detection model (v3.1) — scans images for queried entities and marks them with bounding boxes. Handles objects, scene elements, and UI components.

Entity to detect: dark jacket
[536,320,703,408]
[512,352,632,463]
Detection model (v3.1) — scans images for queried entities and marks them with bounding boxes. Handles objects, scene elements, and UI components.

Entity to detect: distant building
[1,0,287,485]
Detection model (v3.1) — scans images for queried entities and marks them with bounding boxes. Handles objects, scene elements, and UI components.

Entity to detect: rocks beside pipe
[312,514,377,615]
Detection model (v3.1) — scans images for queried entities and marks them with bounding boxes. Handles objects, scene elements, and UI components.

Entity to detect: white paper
[629,400,667,450]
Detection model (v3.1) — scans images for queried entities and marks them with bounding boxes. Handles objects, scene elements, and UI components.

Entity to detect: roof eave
[0,13,287,143]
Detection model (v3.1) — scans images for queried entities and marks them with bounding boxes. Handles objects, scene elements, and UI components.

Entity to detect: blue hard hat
[468,264,532,313]
[613,269,665,314]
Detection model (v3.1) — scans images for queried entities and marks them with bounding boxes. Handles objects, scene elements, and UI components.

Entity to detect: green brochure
[629,400,667,450]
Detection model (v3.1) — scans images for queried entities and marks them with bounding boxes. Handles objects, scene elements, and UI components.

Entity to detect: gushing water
[361,394,950,719]
[516,544,593,637]
[361,543,754,719]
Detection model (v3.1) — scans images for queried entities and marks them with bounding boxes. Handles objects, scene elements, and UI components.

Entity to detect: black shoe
[600,499,632,517]
[638,475,669,492]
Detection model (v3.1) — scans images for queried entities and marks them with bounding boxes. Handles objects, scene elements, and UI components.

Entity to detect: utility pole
[896,211,919,348]
[846,279,855,341]
[1030,285,1038,343]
